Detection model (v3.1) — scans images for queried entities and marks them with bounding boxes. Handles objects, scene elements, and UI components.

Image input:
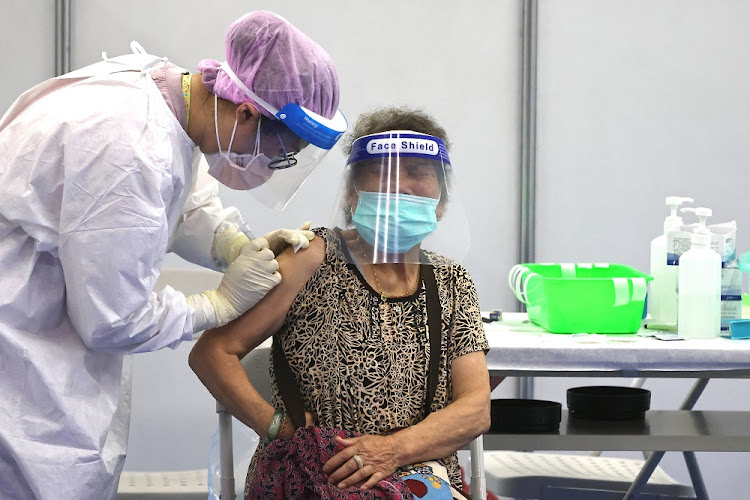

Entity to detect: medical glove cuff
[202,288,240,327]
[212,226,251,269]
[186,292,220,334]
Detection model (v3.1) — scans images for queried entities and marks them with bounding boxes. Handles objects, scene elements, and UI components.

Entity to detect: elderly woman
[190,107,491,497]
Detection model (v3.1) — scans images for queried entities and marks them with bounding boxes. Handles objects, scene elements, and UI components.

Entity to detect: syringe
[239,221,256,240]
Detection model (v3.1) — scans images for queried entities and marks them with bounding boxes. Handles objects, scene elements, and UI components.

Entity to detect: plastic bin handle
[612,278,630,306]
[630,278,647,302]
[508,265,537,305]
[508,265,526,303]
[611,277,648,306]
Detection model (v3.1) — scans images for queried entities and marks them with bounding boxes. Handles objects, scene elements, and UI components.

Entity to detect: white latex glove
[264,221,315,256]
[186,237,281,333]
[212,226,250,269]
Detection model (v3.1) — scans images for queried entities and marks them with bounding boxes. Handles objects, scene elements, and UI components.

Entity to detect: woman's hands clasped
[323,434,400,490]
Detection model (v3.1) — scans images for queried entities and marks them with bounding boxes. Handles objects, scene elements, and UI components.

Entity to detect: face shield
[218,62,347,210]
[329,131,470,265]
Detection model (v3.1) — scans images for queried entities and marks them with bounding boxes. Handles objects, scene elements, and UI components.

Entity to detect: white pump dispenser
[649,196,693,325]
[677,207,721,339]
[680,207,712,229]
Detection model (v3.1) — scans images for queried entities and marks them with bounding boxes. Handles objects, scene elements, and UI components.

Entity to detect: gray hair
[341,106,452,155]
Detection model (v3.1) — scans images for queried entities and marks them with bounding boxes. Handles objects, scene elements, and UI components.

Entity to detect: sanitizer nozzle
[666,196,693,217]
[680,206,712,228]
[664,196,693,232]
[681,207,713,244]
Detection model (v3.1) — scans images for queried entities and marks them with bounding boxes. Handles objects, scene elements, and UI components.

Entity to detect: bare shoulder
[276,233,326,286]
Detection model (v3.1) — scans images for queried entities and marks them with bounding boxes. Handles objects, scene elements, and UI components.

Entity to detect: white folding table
[476,313,750,499]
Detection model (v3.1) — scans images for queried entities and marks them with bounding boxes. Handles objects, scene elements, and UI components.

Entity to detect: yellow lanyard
[181,73,192,129]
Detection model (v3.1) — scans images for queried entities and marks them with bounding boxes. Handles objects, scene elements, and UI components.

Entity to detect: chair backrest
[215,340,273,499]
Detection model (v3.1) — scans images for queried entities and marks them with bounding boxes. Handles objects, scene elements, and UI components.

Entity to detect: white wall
[2,0,748,497]
[0,0,55,113]
[536,0,750,265]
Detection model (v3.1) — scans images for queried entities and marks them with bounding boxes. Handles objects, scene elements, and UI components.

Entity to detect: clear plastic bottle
[677,208,721,339]
[649,196,693,325]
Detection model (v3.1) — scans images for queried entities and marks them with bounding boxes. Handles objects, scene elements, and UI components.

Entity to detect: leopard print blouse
[245,227,488,491]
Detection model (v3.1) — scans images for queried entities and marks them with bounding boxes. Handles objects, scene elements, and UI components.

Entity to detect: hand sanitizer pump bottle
[649,196,693,325]
[678,207,721,339]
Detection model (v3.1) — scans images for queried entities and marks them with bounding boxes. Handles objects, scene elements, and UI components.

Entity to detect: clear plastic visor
[329,132,470,266]
[248,119,331,210]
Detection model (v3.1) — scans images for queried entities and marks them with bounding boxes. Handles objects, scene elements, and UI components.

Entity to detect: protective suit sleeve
[58,128,195,354]
[168,154,244,271]
[186,292,218,335]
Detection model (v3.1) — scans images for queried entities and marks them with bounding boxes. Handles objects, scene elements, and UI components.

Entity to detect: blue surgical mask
[352,191,439,254]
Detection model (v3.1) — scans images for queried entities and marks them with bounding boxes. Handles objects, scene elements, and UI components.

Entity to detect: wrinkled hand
[276,411,317,440]
[323,434,399,490]
[263,221,315,256]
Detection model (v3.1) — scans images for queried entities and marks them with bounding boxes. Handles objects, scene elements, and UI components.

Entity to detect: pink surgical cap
[198,11,340,120]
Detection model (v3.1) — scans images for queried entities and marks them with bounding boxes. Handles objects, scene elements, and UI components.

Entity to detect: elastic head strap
[219,61,279,115]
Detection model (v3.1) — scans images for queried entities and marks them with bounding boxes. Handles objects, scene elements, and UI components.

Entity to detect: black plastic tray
[567,386,651,420]
[490,399,562,433]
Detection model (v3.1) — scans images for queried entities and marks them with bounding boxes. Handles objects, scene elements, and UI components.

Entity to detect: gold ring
[352,454,364,470]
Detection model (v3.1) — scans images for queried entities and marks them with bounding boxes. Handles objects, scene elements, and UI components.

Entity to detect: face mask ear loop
[351,184,363,217]
[226,119,239,155]
[215,94,240,156]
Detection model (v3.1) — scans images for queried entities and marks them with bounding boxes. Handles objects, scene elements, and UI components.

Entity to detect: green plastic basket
[509,263,653,334]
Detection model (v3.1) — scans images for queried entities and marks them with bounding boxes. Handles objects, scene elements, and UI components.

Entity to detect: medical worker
[0,11,346,499]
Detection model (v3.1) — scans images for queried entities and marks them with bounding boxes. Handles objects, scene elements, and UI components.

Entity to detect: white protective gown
[0,52,242,499]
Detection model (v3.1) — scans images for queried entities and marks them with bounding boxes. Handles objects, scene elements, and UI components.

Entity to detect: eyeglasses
[267,131,299,170]
[269,151,297,170]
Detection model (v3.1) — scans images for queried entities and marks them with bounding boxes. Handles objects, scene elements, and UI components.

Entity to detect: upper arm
[451,350,491,401]
[447,266,489,362]
[447,266,490,401]
[196,235,326,358]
